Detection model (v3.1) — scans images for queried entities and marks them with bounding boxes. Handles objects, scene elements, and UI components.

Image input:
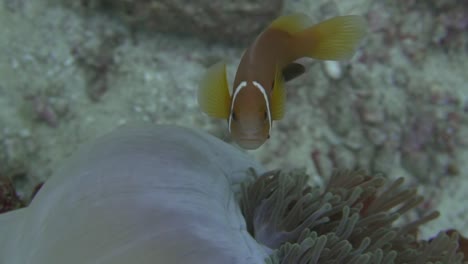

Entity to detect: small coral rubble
[0,176,24,213]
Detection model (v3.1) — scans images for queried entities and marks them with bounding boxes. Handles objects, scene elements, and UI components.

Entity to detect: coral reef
[67,0,283,45]
[241,169,467,263]
[0,0,467,244]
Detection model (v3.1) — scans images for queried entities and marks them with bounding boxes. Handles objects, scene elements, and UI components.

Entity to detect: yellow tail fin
[295,15,367,61]
[269,13,311,34]
[197,62,231,119]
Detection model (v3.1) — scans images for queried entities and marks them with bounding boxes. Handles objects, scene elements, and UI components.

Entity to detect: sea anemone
[0,124,465,263]
[241,169,466,263]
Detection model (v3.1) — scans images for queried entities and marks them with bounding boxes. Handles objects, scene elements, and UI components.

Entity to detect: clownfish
[198,13,366,150]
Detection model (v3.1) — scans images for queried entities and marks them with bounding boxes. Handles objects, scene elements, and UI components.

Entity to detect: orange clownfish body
[198,13,366,150]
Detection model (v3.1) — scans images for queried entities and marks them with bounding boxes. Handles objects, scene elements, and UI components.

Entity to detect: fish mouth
[236,137,264,150]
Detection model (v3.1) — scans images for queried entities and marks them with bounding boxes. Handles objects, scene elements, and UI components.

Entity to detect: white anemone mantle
[0,124,270,264]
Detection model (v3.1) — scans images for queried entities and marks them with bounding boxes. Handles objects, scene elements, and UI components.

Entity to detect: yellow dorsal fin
[297,15,367,60]
[269,13,311,34]
[197,62,231,119]
[271,64,285,120]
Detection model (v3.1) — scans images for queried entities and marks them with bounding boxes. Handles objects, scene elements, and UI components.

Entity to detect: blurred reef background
[0,0,467,240]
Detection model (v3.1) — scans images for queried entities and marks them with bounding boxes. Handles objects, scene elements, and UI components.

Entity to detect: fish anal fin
[197,62,231,119]
[282,62,306,82]
[271,64,286,120]
[269,13,311,35]
[297,15,367,61]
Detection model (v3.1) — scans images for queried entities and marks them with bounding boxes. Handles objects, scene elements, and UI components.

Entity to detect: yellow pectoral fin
[271,64,286,120]
[197,62,231,119]
[298,15,367,61]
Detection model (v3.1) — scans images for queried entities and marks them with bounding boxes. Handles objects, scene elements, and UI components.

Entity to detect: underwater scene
[0,0,467,263]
